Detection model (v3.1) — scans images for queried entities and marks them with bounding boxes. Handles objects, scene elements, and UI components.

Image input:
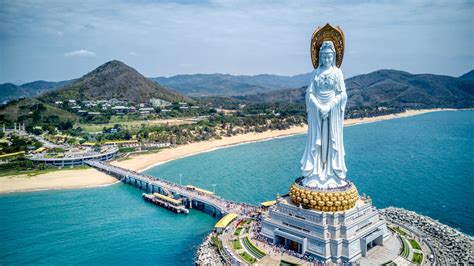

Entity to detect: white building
[261,195,388,263]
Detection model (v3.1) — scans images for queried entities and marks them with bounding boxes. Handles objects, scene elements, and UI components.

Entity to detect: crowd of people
[93,161,335,265]
[91,160,259,217]
[245,214,326,265]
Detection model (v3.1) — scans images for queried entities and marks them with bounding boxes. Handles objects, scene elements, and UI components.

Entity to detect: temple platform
[260,195,389,263]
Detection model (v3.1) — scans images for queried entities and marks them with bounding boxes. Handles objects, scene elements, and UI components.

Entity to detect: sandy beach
[113,108,453,172]
[0,108,454,194]
[0,168,118,194]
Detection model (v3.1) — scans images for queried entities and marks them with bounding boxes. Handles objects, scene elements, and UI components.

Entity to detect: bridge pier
[85,161,245,222]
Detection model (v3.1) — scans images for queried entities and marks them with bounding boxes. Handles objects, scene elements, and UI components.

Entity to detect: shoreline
[0,108,456,194]
[121,108,456,172]
[0,168,120,195]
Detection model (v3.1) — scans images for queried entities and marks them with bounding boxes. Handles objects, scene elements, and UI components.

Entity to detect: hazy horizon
[1,0,473,84]
[3,62,474,86]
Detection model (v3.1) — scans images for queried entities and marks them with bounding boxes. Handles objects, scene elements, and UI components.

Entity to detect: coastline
[0,168,119,194]
[115,108,455,172]
[0,108,455,194]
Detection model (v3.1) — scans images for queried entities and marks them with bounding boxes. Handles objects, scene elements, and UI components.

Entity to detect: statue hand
[322,111,329,120]
[320,105,330,119]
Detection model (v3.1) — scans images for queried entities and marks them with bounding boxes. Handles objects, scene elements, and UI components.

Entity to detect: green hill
[0,98,78,128]
[40,60,192,104]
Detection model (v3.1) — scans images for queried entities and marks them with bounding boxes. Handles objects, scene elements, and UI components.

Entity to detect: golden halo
[310,23,345,68]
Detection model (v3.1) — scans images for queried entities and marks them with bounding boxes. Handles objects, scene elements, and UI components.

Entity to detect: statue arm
[306,82,321,111]
[328,69,347,110]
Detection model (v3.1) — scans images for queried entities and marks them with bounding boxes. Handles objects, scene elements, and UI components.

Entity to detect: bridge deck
[86,160,256,217]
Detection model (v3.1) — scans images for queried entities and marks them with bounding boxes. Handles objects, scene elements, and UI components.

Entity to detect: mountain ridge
[220,69,474,109]
[40,60,192,104]
[151,72,313,96]
[1,66,473,109]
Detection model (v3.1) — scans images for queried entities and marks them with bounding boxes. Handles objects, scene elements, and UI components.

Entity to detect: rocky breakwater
[381,207,473,264]
[195,233,227,265]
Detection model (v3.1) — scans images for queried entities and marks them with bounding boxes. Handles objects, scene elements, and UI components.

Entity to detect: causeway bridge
[86,160,257,219]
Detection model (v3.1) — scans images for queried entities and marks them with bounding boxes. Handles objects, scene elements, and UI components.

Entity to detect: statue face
[320,51,334,67]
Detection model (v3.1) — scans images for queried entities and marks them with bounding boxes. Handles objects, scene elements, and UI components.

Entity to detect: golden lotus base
[289,179,359,212]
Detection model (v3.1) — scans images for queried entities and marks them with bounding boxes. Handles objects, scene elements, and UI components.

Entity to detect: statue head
[319,41,336,68]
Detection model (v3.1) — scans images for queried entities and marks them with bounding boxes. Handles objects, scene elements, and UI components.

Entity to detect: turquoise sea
[1,110,473,264]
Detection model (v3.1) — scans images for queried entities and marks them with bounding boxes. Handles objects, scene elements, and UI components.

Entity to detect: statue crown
[319,41,335,53]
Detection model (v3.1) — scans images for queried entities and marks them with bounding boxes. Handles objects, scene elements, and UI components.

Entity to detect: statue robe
[300,66,347,187]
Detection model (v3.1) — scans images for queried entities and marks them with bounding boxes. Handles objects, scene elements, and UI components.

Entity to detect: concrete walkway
[358,231,401,265]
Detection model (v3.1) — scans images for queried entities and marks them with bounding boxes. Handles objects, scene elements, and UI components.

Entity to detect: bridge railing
[86,160,258,215]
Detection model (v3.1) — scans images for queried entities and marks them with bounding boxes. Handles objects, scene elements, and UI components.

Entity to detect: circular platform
[288,177,359,212]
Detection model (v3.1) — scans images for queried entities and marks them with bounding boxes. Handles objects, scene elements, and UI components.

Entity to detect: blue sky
[0,0,472,84]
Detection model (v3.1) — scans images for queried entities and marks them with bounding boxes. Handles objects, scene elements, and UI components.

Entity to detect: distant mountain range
[0,71,313,103]
[150,73,312,97]
[1,60,472,110]
[459,70,474,81]
[231,69,474,109]
[0,80,74,103]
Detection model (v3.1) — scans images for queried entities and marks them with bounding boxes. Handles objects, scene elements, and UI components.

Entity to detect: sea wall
[380,207,473,264]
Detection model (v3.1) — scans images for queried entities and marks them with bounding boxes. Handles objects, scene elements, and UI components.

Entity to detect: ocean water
[1,110,473,264]
[146,110,474,234]
[0,185,215,265]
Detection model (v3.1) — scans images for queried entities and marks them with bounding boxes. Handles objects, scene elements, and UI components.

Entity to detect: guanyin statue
[300,24,348,189]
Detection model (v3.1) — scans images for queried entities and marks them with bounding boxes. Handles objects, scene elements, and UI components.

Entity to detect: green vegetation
[400,238,410,258]
[0,134,49,176]
[393,227,407,236]
[232,239,242,250]
[79,118,195,132]
[238,251,256,264]
[211,235,222,251]
[0,98,78,131]
[47,147,65,154]
[0,135,42,155]
[234,227,243,236]
[242,236,266,259]
[409,239,421,250]
[119,147,136,153]
[381,261,397,266]
[412,252,423,264]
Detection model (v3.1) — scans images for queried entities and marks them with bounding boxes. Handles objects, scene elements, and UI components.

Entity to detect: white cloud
[1,0,472,82]
[64,49,96,57]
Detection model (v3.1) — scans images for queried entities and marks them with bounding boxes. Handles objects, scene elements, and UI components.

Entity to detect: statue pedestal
[289,177,359,212]
[260,193,389,263]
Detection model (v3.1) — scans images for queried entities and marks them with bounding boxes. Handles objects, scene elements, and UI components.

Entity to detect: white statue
[300,40,348,189]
